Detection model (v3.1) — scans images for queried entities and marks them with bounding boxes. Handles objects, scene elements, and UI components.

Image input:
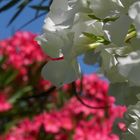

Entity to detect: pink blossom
[43,112,61,133]
[0,31,46,80]
[118,122,127,132]
[0,60,127,140]
[0,93,12,112]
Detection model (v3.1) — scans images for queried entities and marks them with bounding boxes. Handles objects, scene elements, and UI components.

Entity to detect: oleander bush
[1,1,140,139]
[0,31,126,140]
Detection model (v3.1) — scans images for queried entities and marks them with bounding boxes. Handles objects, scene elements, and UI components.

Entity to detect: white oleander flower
[102,0,140,46]
[104,14,132,46]
[42,59,81,87]
[36,0,140,86]
[88,0,123,18]
[117,50,140,86]
[128,1,140,38]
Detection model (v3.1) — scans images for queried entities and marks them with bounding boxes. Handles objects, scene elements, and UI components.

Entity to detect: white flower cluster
[36,0,140,87]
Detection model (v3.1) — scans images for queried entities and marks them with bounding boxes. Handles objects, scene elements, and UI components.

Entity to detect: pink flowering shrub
[0,32,126,140]
[0,32,46,81]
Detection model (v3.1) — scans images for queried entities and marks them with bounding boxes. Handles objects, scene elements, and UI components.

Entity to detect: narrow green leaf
[0,0,20,13]
[103,16,119,23]
[0,0,4,3]
[7,8,24,26]
[4,70,18,85]
[88,14,101,21]
[30,5,50,11]
[1,69,18,85]
[82,32,97,40]
[9,86,33,104]
[0,56,6,65]
[83,32,110,45]
[17,11,46,30]
[34,0,46,18]
[7,0,32,26]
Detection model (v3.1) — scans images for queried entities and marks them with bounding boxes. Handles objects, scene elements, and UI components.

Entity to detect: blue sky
[0,0,98,74]
[0,1,48,39]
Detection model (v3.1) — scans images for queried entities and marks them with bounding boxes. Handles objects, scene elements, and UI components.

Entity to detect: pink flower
[0,93,12,112]
[43,112,61,133]
[58,110,73,130]
[0,31,47,81]
[118,122,127,132]
[55,133,68,140]
[0,71,127,140]
[73,119,120,140]
[5,118,40,140]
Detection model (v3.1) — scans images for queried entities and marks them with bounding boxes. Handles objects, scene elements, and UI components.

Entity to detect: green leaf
[17,12,46,30]
[34,0,46,18]
[7,0,32,26]
[0,69,18,85]
[88,14,119,23]
[9,86,33,104]
[82,32,98,40]
[4,70,18,85]
[4,119,18,134]
[7,8,23,26]
[57,91,70,108]
[88,14,101,21]
[38,126,48,139]
[82,32,110,45]
[103,16,119,23]
[0,0,20,12]
[0,0,4,3]
[0,56,6,66]
[30,5,50,11]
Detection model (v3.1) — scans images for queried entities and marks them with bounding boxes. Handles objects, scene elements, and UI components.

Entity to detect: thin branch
[17,11,46,30]
[7,0,32,26]
[72,82,110,109]
[34,0,46,18]
[20,86,56,100]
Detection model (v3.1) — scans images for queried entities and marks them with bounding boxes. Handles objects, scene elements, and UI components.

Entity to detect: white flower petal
[50,0,68,11]
[122,0,138,11]
[89,0,122,18]
[36,33,64,58]
[133,14,140,38]
[129,1,140,38]
[42,59,81,87]
[117,51,140,85]
[104,14,132,46]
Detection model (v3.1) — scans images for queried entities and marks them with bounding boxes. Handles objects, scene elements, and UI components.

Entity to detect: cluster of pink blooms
[0,32,48,112]
[0,31,46,80]
[0,92,11,112]
[1,74,126,140]
[0,32,126,140]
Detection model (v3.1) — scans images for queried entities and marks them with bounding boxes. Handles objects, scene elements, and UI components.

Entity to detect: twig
[17,12,46,30]
[20,86,56,100]
[72,82,109,109]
